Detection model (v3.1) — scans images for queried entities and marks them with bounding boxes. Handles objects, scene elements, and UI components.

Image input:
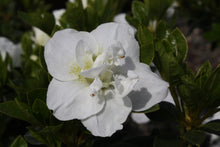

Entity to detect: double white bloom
[45,22,169,137]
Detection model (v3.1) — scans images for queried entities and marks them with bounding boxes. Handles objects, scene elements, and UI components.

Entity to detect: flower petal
[82,94,132,137]
[91,23,139,62]
[80,64,108,78]
[44,29,98,81]
[46,78,105,120]
[131,113,150,124]
[128,63,169,111]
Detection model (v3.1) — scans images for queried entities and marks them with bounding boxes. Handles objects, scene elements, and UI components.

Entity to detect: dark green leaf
[183,130,206,145]
[195,61,212,87]
[148,0,174,20]
[156,21,167,40]
[205,65,220,107]
[18,12,55,35]
[146,102,179,122]
[32,99,51,123]
[0,99,39,125]
[28,125,63,146]
[10,135,28,147]
[27,88,47,106]
[154,136,182,147]
[200,120,220,135]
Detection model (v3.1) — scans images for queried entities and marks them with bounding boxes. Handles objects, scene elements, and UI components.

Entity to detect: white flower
[44,22,169,137]
[31,27,50,46]
[52,9,65,26]
[0,37,22,67]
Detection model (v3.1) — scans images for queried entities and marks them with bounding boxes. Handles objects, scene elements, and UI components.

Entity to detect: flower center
[70,41,132,97]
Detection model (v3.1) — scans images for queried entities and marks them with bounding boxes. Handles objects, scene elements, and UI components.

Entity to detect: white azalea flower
[0,37,22,67]
[31,27,50,46]
[53,9,65,26]
[45,22,169,137]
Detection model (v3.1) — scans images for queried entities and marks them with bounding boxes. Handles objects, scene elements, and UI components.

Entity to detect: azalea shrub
[0,0,219,147]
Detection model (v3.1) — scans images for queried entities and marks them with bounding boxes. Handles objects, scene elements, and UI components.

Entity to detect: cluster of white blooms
[44,22,169,136]
[0,37,22,67]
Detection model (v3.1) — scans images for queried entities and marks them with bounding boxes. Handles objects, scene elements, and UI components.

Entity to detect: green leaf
[205,65,220,107]
[154,136,182,147]
[125,14,139,28]
[32,99,51,123]
[170,28,188,62]
[27,125,63,146]
[0,99,39,125]
[138,25,154,44]
[27,88,47,106]
[18,11,55,35]
[146,102,179,122]
[138,25,154,64]
[200,120,220,135]
[183,130,206,145]
[148,0,174,20]
[195,61,212,87]
[132,1,149,25]
[156,21,168,40]
[10,135,28,147]
[60,2,86,31]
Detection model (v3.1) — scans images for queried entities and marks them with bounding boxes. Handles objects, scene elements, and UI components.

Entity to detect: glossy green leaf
[18,11,55,35]
[132,1,148,25]
[10,135,28,147]
[170,28,188,62]
[138,25,154,65]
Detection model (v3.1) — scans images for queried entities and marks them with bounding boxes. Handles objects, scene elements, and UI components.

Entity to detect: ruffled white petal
[44,29,98,81]
[80,65,108,78]
[91,23,139,62]
[46,78,105,120]
[128,63,169,111]
[82,94,132,137]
